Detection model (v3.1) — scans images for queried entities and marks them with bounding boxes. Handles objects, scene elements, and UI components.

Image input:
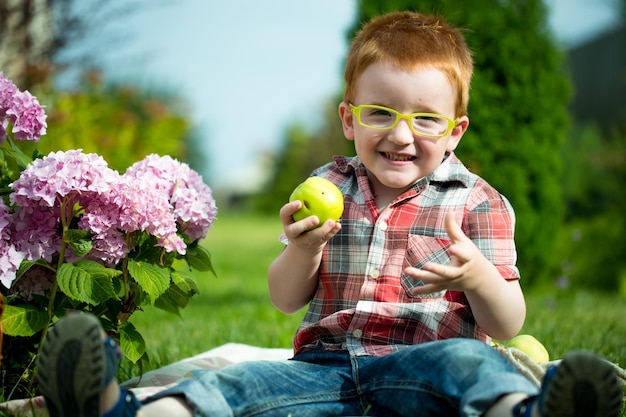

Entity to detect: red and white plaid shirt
[292,153,519,357]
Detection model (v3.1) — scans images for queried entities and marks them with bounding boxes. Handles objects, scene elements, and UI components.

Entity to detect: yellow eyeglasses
[350,104,457,138]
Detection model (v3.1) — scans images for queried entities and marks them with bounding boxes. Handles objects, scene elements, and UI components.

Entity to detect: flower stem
[37,197,76,354]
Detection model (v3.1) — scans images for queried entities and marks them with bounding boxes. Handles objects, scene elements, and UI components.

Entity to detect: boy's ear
[446,115,469,152]
[338,102,355,141]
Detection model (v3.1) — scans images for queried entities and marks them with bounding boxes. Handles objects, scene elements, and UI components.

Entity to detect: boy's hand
[405,211,486,295]
[280,201,341,253]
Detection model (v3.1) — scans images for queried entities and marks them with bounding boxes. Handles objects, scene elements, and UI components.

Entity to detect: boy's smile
[339,62,469,202]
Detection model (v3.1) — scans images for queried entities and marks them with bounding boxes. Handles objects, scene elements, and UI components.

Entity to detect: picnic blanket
[2,343,625,416]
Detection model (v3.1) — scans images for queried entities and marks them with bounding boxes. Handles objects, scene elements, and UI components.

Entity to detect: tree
[0,0,205,177]
[17,71,194,172]
[559,125,625,292]
[0,0,142,89]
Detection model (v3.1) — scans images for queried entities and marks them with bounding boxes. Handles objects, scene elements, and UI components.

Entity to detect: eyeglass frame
[349,103,458,139]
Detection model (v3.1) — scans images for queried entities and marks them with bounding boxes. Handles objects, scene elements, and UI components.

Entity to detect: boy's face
[339,62,469,194]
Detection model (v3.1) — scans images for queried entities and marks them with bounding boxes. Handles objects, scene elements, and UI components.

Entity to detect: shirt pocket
[400,234,450,299]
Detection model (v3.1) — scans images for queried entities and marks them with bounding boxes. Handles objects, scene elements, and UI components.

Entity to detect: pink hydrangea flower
[0,244,25,289]
[6,90,47,141]
[0,72,18,118]
[9,150,193,267]
[0,72,47,142]
[11,204,61,262]
[0,199,25,288]
[9,150,120,263]
[81,176,186,262]
[10,149,118,208]
[0,72,19,142]
[124,154,217,242]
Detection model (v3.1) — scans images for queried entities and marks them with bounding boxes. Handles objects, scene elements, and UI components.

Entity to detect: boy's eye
[414,114,446,126]
[366,108,394,118]
[415,115,438,122]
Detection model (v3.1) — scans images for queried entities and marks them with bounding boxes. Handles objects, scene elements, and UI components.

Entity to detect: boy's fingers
[444,212,465,243]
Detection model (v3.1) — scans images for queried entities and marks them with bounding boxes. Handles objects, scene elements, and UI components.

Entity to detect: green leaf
[154,291,182,316]
[2,304,49,336]
[171,270,199,295]
[127,260,170,304]
[185,244,216,275]
[57,261,120,305]
[5,141,33,170]
[119,321,145,363]
[65,229,93,257]
[15,259,42,279]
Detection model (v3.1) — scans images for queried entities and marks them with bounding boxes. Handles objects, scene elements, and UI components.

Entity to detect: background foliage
[19,73,194,172]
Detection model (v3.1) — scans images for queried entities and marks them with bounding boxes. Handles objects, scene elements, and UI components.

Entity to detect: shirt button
[352,329,363,338]
[378,221,388,231]
[370,268,380,279]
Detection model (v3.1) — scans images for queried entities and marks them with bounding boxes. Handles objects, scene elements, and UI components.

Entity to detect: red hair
[344,11,473,117]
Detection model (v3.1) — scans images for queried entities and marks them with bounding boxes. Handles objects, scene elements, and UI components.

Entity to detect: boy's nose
[387,119,414,145]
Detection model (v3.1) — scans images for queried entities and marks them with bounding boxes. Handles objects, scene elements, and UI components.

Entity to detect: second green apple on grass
[289,177,344,228]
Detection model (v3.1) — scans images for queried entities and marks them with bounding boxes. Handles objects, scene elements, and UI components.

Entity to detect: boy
[38,11,623,417]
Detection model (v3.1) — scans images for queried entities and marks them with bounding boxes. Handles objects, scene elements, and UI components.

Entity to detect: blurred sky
[96,0,622,191]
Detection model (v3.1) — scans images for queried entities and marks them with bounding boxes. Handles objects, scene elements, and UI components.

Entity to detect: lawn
[126,212,625,411]
[127,212,305,371]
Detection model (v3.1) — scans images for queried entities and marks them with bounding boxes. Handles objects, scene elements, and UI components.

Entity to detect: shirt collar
[429,152,471,187]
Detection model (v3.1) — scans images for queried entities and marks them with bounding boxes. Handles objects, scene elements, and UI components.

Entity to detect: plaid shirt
[292,153,519,357]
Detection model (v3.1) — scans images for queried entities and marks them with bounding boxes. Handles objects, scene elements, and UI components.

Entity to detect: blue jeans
[146,338,538,417]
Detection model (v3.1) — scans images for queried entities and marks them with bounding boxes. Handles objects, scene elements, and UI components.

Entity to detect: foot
[37,313,121,417]
[514,350,623,417]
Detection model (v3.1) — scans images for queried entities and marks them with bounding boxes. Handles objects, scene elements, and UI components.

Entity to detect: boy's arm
[405,212,526,340]
[267,201,341,314]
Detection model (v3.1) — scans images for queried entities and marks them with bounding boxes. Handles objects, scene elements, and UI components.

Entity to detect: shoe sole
[37,314,106,417]
[541,350,623,417]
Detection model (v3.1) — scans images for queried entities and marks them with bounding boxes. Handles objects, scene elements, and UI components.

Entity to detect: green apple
[289,177,344,228]
[506,334,550,363]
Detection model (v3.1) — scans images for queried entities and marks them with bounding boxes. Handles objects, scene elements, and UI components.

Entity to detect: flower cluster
[125,154,218,242]
[0,73,218,366]
[0,72,47,142]
[5,148,217,282]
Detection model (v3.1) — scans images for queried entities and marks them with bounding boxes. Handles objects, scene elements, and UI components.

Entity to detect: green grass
[520,288,626,366]
[127,212,306,371]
